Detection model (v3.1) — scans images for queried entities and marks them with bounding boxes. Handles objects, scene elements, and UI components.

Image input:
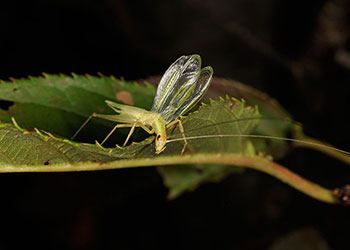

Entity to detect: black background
[0,0,349,249]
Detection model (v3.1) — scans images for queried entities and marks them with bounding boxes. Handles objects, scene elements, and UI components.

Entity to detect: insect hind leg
[71,112,97,140]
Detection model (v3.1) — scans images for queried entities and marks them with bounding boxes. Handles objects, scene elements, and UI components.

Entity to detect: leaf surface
[0,96,260,198]
[0,74,344,202]
[0,74,155,140]
[143,76,293,158]
[0,97,259,164]
[157,97,259,198]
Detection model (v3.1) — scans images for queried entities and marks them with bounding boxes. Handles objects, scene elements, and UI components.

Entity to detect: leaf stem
[292,126,350,165]
[1,153,338,204]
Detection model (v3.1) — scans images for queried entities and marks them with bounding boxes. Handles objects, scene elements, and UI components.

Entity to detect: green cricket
[71,54,213,154]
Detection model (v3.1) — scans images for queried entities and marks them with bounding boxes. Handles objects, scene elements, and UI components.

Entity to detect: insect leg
[100,123,137,146]
[71,112,97,140]
[167,119,187,155]
[139,124,155,134]
[177,120,188,155]
[123,123,137,146]
[104,123,154,147]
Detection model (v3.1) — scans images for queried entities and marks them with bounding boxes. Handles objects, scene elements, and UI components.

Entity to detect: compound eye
[156,135,161,140]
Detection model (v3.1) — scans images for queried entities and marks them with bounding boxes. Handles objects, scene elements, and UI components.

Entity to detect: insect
[71,54,213,154]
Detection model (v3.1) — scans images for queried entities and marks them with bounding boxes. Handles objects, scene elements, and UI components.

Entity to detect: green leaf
[0,123,117,166]
[142,77,293,158]
[0,97,259,162]
[0,74,156,140]
[204,78,350,164]
[158,164,244,199]
[0,97,259,200]
[0,75,343,203]
[0,118,337,204]
[192,77,294,158]
[154,97,259,198]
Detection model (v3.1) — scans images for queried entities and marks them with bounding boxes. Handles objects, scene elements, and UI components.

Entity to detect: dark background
[0,0,349,249]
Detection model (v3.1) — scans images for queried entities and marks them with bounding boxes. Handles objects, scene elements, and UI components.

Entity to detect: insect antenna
[167,134,350,156]
[166,116,350,158]
[166,116,300,140]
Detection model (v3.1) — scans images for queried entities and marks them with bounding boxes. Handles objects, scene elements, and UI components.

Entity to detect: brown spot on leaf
[229,102,237,111]
[116,91,134,106]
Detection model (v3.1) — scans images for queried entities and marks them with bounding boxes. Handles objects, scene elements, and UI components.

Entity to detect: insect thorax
[149,112,166,136]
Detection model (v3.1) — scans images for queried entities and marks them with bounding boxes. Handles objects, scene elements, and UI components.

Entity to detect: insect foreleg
[122,123,155,147]
[167,119,187,155]
[139,124,155,134]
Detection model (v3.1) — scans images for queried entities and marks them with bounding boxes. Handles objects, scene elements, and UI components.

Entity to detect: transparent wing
[151,55,201,114]
[151,55,190,111]
[160,66,213,122]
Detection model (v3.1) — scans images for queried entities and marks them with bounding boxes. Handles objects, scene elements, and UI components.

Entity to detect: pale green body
[92,100,170,154]
[71,54,213,154]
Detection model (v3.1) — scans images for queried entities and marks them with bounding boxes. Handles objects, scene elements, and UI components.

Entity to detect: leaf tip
[9,77,17,83]
[97,72,105,78]
[42,72,50,78]
[230,97,239,103]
